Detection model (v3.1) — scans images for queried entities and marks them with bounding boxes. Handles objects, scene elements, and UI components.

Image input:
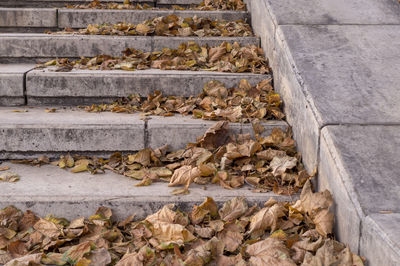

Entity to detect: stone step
[0,162,295,220]
[58,9,250,29]
[0,33,258,61]
[0,0,153,8]
[0,64,35,105]
[25,69,270,105]
[0,8,249,30]
[0,106,287,159]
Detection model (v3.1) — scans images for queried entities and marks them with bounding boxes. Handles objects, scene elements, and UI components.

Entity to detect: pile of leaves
[67,0,246,11]
[13,122,308,195]
[38,41,270,74]
[51,16,253,37]
[0,185,364,265]
[84,79,285,122]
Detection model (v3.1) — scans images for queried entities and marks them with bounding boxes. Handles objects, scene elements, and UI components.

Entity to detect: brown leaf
[168,165,200,188]
[246,238,296,266]
[270,156,297,176]
[33,218,62,239]
[248,203,286,237]
[218,197,248,222]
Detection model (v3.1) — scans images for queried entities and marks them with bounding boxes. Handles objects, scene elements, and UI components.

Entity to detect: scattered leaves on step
[37,41,270,74]
[0,193,364,265]
[0,172,20,183]
[67,0,246,11]
[9,123,307,195]
[51,16,253,37]
[84,79,284,122]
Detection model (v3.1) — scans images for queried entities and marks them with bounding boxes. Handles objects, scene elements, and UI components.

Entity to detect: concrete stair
[0,0,294,227]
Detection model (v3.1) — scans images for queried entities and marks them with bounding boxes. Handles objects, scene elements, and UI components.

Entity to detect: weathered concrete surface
[261,0,400,25]
[0,163,297,220]
[0,0,152,8]
[0,107,145,158]
[0,64,35,106]
[26,68,270,104]
[0,33,258,59]
[58,9,250,28]
[321,126,400,215]
[147,115,288,151]
[360,213,400,266]
[320,125,400,255]
[0,34,152,58]
[0,8,57,27]
[152,36,258,50]
[247,0,400,261]
[277,25,400,126]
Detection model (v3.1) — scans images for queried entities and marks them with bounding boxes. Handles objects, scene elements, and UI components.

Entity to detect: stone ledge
[26,69,270,105]
[0,8,57,27]
[0,163,296,220]
[0,64,36,105]
[0,34,258,59]
[58,9,250,28]
[147,115,288,151]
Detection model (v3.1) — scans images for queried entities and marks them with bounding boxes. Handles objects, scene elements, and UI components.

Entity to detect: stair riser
[25,70,270,105]
[0,1,153,8]
[0,109,287,159]
[0,35,259,60]
[0,8,249,29]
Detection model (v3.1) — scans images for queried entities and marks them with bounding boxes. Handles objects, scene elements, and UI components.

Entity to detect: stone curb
[248,0,400,264]
[0,33,259,59]
[25,69,270,105]
[0,106,287,159]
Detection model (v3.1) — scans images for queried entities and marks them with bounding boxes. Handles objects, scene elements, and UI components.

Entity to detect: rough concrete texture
[0,64,35,106]
[0,163,297,220]
[58,9,249,28]
[26,69,270,104]
[360,213,400,266]
[278,25,400,126]
[147,115,288,151]
[321,126,400,215]
[152,36,259,50]
[0,107,145,157]
[0,8,57,27]
[0,33,258,59]
[0,0,151,7]
[272,35,320,173]
[264,0,400,25]
[0,33,152,57]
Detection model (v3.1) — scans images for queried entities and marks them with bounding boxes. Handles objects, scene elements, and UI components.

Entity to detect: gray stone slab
[321,125,400,215]
[147,115,288,151]
[264,0,400,25]
[0,107,145,157]
[319,128,361,251]
[277,25,400,126]
[58,9,250,28]
[0,64,35,105]
[157,0,201,5]
[0,8,57,27]
[360,213,400,266]
[0,162,297,220]
[152,36,258,50]
[0,33,152,58]
[26,68,270,104]
[0,0,152,7]
[0,33,257,59]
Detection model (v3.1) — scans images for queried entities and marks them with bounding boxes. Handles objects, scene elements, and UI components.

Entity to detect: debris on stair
[11,122,309,195]
[67,0,246,11]
[49,16,253,37]
[38,41,269,74]
[0,187,364,265]
[0,171,20,183]
[84,79,285,121]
